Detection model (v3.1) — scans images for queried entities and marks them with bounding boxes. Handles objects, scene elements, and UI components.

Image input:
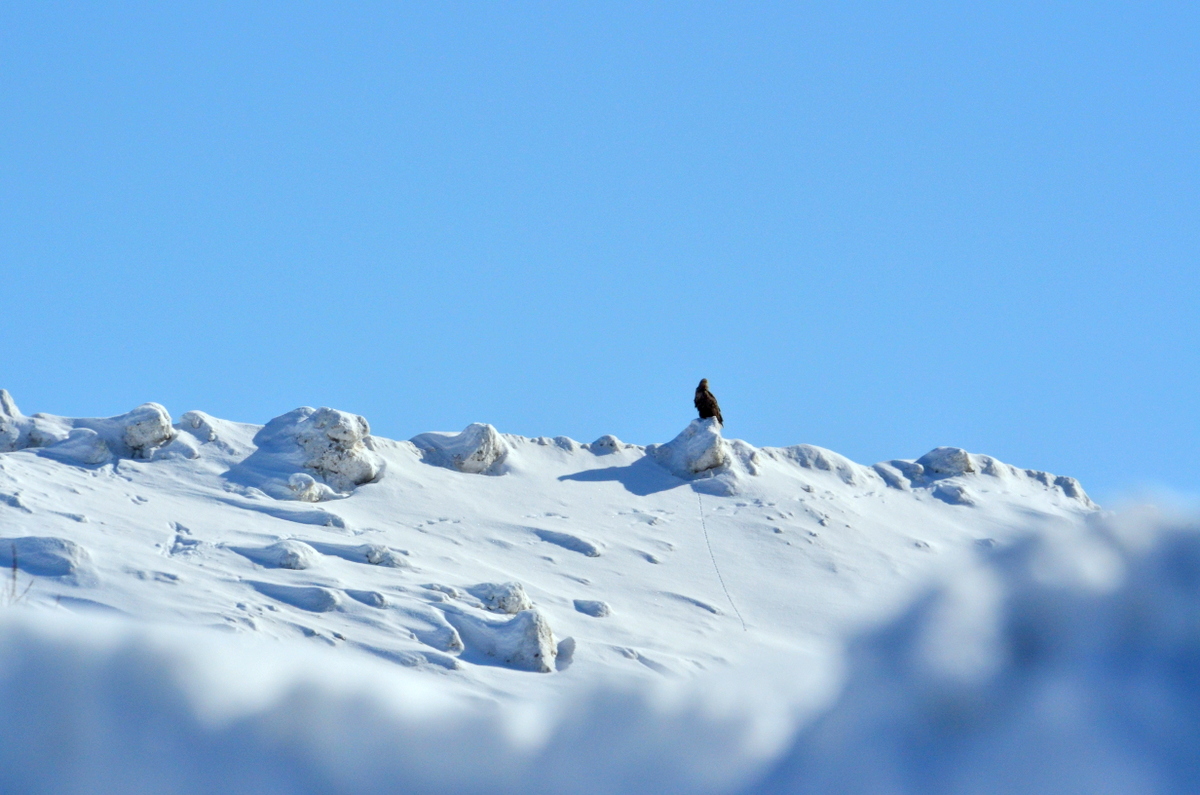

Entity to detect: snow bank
[412,422,509,474]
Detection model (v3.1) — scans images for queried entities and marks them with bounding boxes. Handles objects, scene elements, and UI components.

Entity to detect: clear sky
[1,2,1196,503]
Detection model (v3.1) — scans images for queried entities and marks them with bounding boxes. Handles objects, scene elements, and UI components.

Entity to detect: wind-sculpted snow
[469,581,535,614]
[0,536,91,579]
[230,539,322,570]
[2,512,1199,793]
[0,391,1123,791]
[413,422,509,474]
[0,392,179,463]
[446,606,558,672]
[235,406,384,498]
[648,418,761,495]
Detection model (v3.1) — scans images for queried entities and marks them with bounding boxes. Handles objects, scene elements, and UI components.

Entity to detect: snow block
[647,419,764,495]
[411,423,508,475]
[287,473,338,503]
[468,582,533,615]
[250,407,384,496]
[650,418,730,477]
[446,608,557,673]
[293,408,382,491]
[917,447,976,477]
[0,390,26,452]
[587,435,625,455]
[121,403,176,458]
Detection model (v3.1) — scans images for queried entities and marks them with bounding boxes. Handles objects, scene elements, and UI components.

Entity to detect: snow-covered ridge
[0,389,1096,698]
[0,390,1143,793]
[0,390,1092,509]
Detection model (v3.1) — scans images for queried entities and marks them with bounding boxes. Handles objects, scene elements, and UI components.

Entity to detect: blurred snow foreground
[2,391,1195,793]
[1,511,1198,793]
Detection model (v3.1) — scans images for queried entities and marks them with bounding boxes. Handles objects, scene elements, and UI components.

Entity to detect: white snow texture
[1,391,1190,794]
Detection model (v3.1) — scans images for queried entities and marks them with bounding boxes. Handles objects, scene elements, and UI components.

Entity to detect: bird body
[694,379,723,426]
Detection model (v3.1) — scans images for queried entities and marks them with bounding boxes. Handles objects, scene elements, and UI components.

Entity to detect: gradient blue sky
[2,2,1196,502]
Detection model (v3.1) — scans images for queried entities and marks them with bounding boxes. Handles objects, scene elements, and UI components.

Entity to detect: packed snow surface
[2,391,1186,793]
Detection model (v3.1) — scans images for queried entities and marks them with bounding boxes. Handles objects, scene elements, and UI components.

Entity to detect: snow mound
[748,511,1200,794]
[573,599,611,617]
[765,444,875,486]
[648,419,760,494]
[412,423,509,475]
[0,536,91,578]
[932,481,976,506]
[287,473,338,502]
[534,529,601,557]
[0,393,177,462]
[121,403,176,458]
[446,608,557,672]
[587,434,626,454]
[870,446,1097,508]
[469,582,534,614]
[652,419,729,475]
[917,445,976,476]
[245,407,384,497]
[293,407,383,490]
[38,428,114,465]
[249,581,341,612]
[231,540,321,570]
[306,541,410,568]
[0,390,30,452]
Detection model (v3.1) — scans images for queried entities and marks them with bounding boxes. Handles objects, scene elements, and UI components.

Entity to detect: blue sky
[1,2,1196,502]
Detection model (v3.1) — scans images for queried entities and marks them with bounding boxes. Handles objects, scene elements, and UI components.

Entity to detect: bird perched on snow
[694,378,723,426]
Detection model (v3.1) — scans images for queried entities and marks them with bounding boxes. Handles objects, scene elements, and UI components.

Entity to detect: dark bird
[694,378,723,426]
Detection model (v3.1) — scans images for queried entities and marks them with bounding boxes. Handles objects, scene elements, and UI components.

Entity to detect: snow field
[0,391,1137,792]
